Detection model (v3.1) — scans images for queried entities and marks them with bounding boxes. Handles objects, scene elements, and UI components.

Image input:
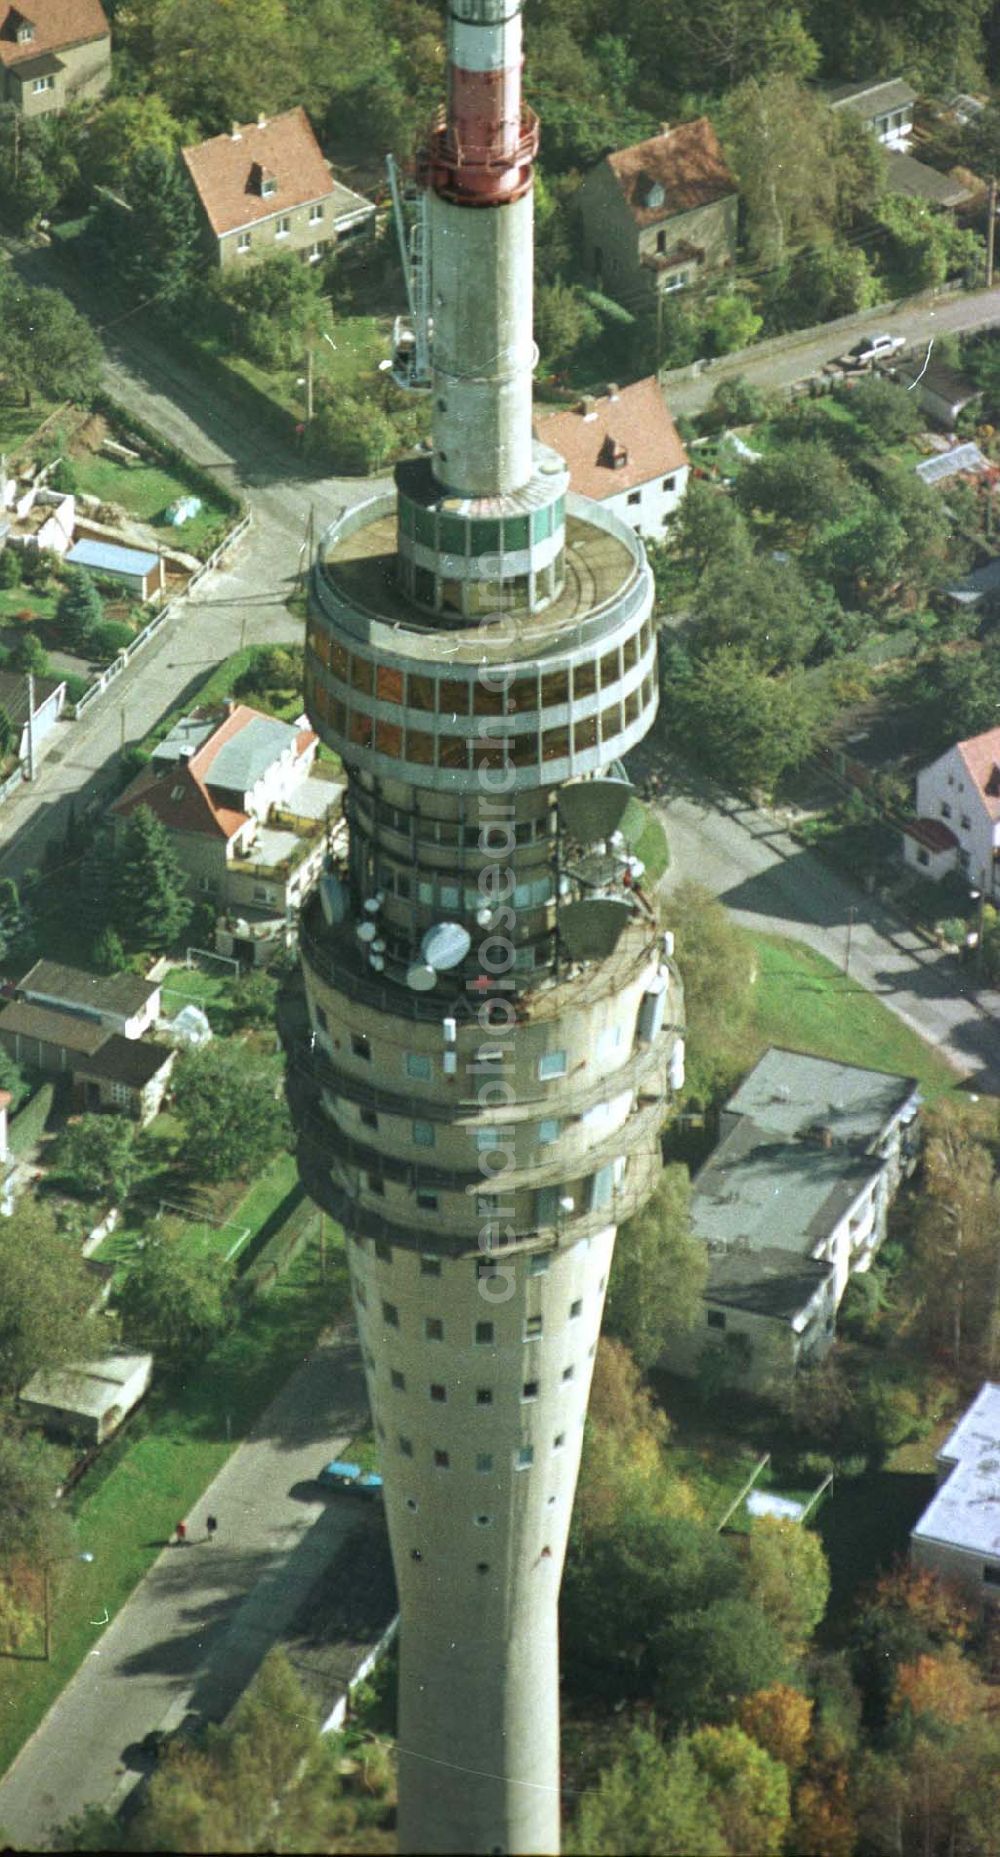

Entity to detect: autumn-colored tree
[604,1164,707,1370]
[687,1723,791,1856]
[851,1563,976,1724]
[912,1106,1000,1376]
[791,1768,857,1857]
[739,1683,813,1770]
[891,1647,988,1733]
[568,1724,726,1857]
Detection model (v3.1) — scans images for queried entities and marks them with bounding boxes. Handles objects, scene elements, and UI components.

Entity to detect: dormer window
[15,16,35,44]
[251,162,277,198]
[599,434,628,470]
[638,173,665,210]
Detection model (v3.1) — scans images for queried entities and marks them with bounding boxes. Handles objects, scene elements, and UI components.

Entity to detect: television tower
[297,0,685,1848]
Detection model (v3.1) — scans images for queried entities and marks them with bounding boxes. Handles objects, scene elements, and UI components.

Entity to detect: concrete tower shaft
[295,2,685,1850]
[420,0,539,498]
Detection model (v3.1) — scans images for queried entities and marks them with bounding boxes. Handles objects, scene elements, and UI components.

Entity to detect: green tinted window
[532,505,551,543]
[399,500,415,538]
[439,514,466,554]
[413,505,436,548]
[469,518,500,555]
[504,514,530,551]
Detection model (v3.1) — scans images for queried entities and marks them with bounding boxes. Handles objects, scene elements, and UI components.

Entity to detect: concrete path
[664,283,1000,417]
[0,1329,369,1851]
[656,781,1000,1093]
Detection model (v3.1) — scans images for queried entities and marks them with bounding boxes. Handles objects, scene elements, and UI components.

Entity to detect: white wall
[914,744,999,894]
[604,464,689,541]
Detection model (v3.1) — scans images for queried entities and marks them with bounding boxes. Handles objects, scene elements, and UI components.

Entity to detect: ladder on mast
[386,154,432,392]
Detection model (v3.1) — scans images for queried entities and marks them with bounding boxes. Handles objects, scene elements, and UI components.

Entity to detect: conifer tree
[115,805,192,952]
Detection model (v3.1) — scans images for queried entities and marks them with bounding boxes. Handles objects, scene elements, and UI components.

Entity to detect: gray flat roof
[827,78,918,116]
[706,1246,833,1323]
[19,958,158,1020]
[884,149,974,207]
[207,714,298,794]
[723,1046,918,1149]
[912,1381,1000,1561]
[20,1354,152,1420]
[151,714,216,764]
[692,1117,882,1259]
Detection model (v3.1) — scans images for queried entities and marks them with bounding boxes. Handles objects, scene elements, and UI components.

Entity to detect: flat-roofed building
[911,1382,1000,1603]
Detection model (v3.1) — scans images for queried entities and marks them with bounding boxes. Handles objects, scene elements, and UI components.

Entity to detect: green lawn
[747,932,961,1101]
[0,1227,348,1782]
[0,396,61,453]
[0,586,60,628]
[69,452,230,559]
[213,314,389,421]
[158,962,237,1028]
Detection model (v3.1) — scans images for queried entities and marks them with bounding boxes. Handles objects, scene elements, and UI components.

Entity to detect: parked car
[317,1459,383,1498]
[838,332,906,369]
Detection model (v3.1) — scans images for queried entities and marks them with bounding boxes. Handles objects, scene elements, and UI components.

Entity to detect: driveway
[0,246,387,879]
[0,1328,371,1851]
[664,283,1000,417]
[655,777,1000,1093]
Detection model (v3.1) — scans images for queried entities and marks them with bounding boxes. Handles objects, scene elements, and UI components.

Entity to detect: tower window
[707,1309,726,1330]
[391,1369,406,1390]
[516,1445,534,1469]
[562,1365,575,1383]
[553,1432,566,1451]
[351,1033,371,1060]
[425,1317,444,1341]
[434,1449,450,1468]
[420,1254,442,1274]
[413,1120,435,1147]
[399,1436,413,1456]
[361,1109,379,1130]
[476,1387,493,1406]
[523,1381,540,1401]
[529,1251,553,1274]
[477,1452,493,1472]
[411,1548,422,1561]
[475,1321,494,1344]
[475,1513,493,1527]
[525,1315,543,1339]
[430,1383,446,1402]
[477,1562,490,1574]
[569,1299,582,1319]
[406,1052,432,1079]
[406,1497,418,1511]
[375,1240,392,1263]
[417,1193,439,1212]
[382,1301,399,1327]
[538,1050,567,1080]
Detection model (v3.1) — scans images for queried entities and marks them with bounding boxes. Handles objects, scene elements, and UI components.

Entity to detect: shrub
[0,549,22,589]
[47,457,78,494]
[88,620,135,660]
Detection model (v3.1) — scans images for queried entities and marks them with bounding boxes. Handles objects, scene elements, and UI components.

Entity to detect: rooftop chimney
[230,123,242,140]
[579,395,597,419]
[606,382,620,400]
[257,113,267,128]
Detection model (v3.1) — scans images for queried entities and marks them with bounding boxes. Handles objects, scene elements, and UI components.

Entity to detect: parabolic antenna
[558,897,633,963]
[422,921,472,971]
[406,962,438,992]
[357,921,377,943]
[559,778,635,843]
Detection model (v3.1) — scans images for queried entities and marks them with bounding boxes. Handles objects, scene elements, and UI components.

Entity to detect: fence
[72,510,253,720]
[0,762,27,806]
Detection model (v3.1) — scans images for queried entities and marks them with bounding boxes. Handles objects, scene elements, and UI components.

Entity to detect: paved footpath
[0,1329,368,1851]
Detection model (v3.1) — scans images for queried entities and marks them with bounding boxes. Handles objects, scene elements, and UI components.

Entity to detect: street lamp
[43,1551,94,1662]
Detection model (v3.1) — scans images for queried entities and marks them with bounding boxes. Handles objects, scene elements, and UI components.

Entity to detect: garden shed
[65,538,165,601]
[19,1354,153,1445]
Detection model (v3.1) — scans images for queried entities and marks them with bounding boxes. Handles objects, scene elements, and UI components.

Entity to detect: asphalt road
[655,780,1000,1093]
[0,1329,370,1851]
[664,282,1000,417]
[0,251,385,878]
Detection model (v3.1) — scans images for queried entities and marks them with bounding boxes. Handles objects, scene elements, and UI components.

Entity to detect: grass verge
[69,451,230,559]
[746,932,961,1101]
[0,1225,347,1781]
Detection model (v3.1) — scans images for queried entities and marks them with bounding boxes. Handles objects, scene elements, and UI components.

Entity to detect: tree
[0,876,32,968]
[114,805,193,952]
[664,881,756,1097]
[217,253,333,368]
[91,925,126,975]
[874,193,982,296]
[230,968,279,1030]
[763,241,880,331]
[10,631,49,677]
[0,1045,29,1114]
[171,1043,291,1183]
[705,291,762,356]
[0,1426,72,1559]
[667,646,823,798]
[57,570,104,653]
[743,1517,831,1650]
[0,275,101,407]
[739,1683,813,1770]
[53,1115,140,1206]
[663,1595,791,1724]
[850,1563,976,1725]
[912,1106,1000,1376]
[84,93,187,191]
[734,441,858,537]
[89,146,201,308]
[690,551,827,670]
[671,478,752,579]
[0,1201,107,1395]
[687,1723,791,1854]
[569,1725,726,1856]
[115,1222,230,1361]
[840,374,922,448]
[721,76,836,266]
[604,1165,706,1368]
[534,279,600,370]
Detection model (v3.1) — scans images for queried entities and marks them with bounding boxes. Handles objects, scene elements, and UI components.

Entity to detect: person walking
[205,1514,218,1542]
[175,1520,187,1546]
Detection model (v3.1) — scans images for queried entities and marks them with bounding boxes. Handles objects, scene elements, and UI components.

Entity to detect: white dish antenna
[421,921,472,971]
[406,962,437,992]
[357,921,377,943]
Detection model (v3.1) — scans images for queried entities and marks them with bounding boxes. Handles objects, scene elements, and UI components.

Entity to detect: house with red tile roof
[0,0,110,116]
[903,726,1000,892]
[112,703,343,962]
[577,117,738,310]
[181,107,375,269]
[534,379,689,539]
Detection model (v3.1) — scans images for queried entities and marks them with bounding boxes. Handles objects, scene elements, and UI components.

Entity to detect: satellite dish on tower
[406,962,438,992]
[421,921,472,971]
[357,921,377,943]
[559,778,635,843]
[559,898,633,962]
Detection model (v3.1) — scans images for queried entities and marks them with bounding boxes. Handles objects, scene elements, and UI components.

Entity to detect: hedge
[91,391,244,521]
[9,1082,56,1157]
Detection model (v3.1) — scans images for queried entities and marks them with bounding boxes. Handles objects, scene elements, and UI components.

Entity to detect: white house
[534,379,689,541]
[828,77,917,149]
[903,726,1000,896]
[911,1382,1000,1604]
